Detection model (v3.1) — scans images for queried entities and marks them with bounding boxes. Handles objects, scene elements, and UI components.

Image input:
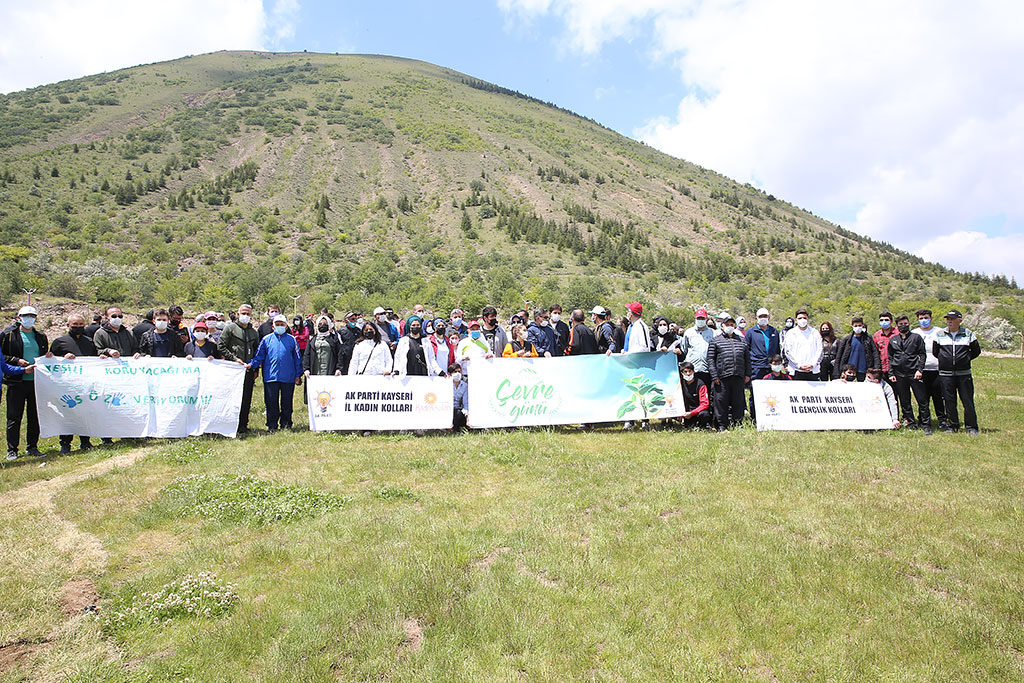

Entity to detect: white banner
[752,380,894,431]
[34,357,245,438]
[305,375,454,431]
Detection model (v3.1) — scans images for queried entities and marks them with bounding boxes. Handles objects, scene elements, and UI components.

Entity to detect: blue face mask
[919,318,931,328]
[470,330,481,340]
[880,320,891,329]
[20,316,35,329]
[274,326,287,335]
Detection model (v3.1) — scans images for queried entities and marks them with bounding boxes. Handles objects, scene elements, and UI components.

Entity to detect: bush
[101,572,238,634]
[92,276,130,303]
[155,474,344,525]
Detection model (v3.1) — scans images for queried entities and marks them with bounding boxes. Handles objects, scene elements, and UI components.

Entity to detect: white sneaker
[622,421,633,430]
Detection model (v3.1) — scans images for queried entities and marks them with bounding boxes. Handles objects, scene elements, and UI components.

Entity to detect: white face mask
[451,317,462,327]
[108,316,122,328]
[796,319,809,329]
[695,319,707,329]
[154,320,169,332]
[738,321,746,329]
[682,373,694,382]
[194,331,208,341]
[657,325,668,335]
[451,372,462,383]
[356,318,364,327]
[771,364,784,373]
[539,320,549,327]
[722,325,735,335]
[853,326,866,334]
[238,314,251,325]
[550,313,561,323]
[216,321,226,330]
[757,317,769,327]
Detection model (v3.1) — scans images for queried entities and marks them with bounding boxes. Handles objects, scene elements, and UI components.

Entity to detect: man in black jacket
[1,305,48,459]
[591,306,618,355]
[566,309,598,355]
[931,309,982,434]
[707,315,750,431]
[49,314,99,453]
[549,304,571,356]
[337,312,360,374]
[83,313,104,339]
[93,305,138,358]
[132,309,155,344]
[887,314,931,433]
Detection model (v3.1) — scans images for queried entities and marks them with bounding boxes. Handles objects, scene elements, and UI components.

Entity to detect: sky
[1,0,1022,284]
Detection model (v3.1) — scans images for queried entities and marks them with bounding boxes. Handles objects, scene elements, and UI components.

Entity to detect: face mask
[898,323,910,334]
[820,328,831,336]
[436,328,446,337]
[108,316,122,328]
[356,318,364,327]
[20,316,35,328]
[216,321,226,330]
[363,329,375,339]
[274,325,287,335]
[410,326,422,336]
[696,319,707,329]
[722,325,735,335]
[682,373,694,382]
[771,364,783,373]
[377,314,387,322]
[238,314,251,325]
[844,374,856,381]
[451,372,462,383]
[486,318,497,326]
[879,320,891,329]
[424,325,434,335]
[853,326,865,335]
[757,317,769,327]
[738,322,746,329]
[540,320,549,327]
[451,317,462,327]
[919,318,931,328]
[154,320,169,332]
[194,331,208,341]
[658,325,668,335]
[318,324,329,333]
[551,313,561,323]
[796,319,808,329]
[70,326,85,336]
[470,330,481,339]
[785,321,794,329]
[267,311,278,319]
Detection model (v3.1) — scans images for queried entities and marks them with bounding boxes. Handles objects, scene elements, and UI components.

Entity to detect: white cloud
[918,232,1024,284]
[0,0,301,94]
[500,0,1024,281]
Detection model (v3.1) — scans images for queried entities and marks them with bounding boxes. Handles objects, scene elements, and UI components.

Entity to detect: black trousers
[713,376,745,429]
[6,382,39,451]
[238,369,256,432]
[682,411,712,429]
[920,370,947,427]
[940,374,978,431]
[59,434,92,449]
[894,375,931,427]
[792,371,817,381]
[453,410,467,432]
[264,381,295,430]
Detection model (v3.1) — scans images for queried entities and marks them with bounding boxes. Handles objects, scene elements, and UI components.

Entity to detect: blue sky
[1,0,1022,283]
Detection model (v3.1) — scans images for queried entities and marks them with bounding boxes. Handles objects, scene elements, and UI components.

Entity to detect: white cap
[756,307,769,317]
[590,305,606,316]
[717,310,730,320]
[273,314,288,323]
[372,306,386,315]
[18,305,37,316]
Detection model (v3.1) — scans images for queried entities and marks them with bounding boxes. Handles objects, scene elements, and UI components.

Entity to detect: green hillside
[0,51,1020,338]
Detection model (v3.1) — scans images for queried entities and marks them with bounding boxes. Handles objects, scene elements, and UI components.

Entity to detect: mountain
[0,51,1020,342]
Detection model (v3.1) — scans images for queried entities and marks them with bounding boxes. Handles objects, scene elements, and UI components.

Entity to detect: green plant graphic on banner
[617,375,667,419]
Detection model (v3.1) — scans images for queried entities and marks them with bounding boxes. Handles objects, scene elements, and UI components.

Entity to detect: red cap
[468,318,483,328]
[193,321,208,330]
[626,301,643,316]
[695,308,708,318]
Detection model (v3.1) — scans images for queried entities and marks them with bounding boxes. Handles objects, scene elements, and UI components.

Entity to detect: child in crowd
[866,368,902,429]
[450,363,468,432]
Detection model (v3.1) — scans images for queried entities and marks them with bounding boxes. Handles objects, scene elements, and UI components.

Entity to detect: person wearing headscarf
[302,314,343,404]
[350,321,394,375]
[393,315,440,376]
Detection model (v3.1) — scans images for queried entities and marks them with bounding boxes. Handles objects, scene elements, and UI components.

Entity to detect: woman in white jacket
[392,316,444,376]
[350,322,394,375]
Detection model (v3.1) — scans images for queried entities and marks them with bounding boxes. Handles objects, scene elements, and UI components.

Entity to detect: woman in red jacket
[291,316,310,352]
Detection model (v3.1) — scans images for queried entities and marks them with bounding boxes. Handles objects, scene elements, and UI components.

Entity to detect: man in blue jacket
[247,315,303,432]
[526,309,556,357]
[744,307,780,420]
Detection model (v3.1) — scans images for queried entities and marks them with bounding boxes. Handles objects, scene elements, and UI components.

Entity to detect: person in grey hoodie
[92,305,138,358]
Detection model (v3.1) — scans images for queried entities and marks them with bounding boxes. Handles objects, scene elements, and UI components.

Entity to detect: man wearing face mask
[833,316,878,382]
[49,314,98,454]
[257,304,282,339]
[139,309,186,358]
[873,311,900,400]
[167,305,190,347]
[371,306,398,351]
[912,308,948,430]
[457,318,496,377]
[591,306,619,355]
[219,304,261,434]
[93,305,138,359]
[184,321,222,359]
[1,306,48,459]
[480,305,509,359]
[887,314,930,433]
[679,308,715,388]
[932,309,981,435]
[393,316,443,376]
[783,309,824,380]
[707,315,750,430]
[679,361,712,430]
[336,312,360,375]
[549,305,570,356]
[745,308,780,419]
[247,315,303,432]
[526,309,556,358]
[132,309,155,345]
[446,308,468,340]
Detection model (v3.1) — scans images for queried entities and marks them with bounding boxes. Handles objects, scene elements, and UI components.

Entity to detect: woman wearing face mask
[502,323,538,357]
[393,316,443,376]
[303,314,343,378]
[184,321,222,359]
[139,308,186,358]
[291,316,310,353]
[350,321,393,376]
[650,315,678,353]
[819,321,838,381]
[426,318,455,372]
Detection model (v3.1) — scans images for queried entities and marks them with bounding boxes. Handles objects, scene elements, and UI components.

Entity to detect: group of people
[0,298,982,457]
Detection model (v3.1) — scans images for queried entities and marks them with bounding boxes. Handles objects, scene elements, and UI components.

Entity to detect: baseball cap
[273,314,288,324]
[756,307,769,317]
[194,321,208,331]
[468,318,482,329]
[590,305,607,316]
[626,301,643,315]
[717,310,730,321]
[695,308,708,318]
[372,306,386,315]
[18,305,37,316]
[945,309,963,319]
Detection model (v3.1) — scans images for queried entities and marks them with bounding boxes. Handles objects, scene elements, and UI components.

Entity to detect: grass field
[1,357,1022,681]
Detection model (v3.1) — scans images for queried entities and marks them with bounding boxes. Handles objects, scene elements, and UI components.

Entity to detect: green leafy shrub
[101,572,238,633]
[155,474,344,525]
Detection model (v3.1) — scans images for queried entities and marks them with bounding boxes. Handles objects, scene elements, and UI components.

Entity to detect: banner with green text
[467,352,684,428]
[34,357,246,438]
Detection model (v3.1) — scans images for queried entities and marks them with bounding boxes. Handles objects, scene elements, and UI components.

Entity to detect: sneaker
[923,426,933,435]
[26,447,44,458]
[639,421,650,431]
[59,445,72,455]
[5,450,16,461]
[943,428,955,434]
[622,421,633,430]
[101,438,113,445]
[967,428,979,436]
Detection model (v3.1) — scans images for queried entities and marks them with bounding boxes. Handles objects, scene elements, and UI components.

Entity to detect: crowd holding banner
[0,296,983,458]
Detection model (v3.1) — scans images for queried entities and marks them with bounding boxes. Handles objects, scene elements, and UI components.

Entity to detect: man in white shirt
[782,308,823,380]
[623,302,650,354]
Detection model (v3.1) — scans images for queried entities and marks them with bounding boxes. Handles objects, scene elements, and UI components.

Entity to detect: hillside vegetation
[0,51,1021,340]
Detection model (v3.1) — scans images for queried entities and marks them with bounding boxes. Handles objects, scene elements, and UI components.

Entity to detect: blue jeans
[263,381,295,430]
